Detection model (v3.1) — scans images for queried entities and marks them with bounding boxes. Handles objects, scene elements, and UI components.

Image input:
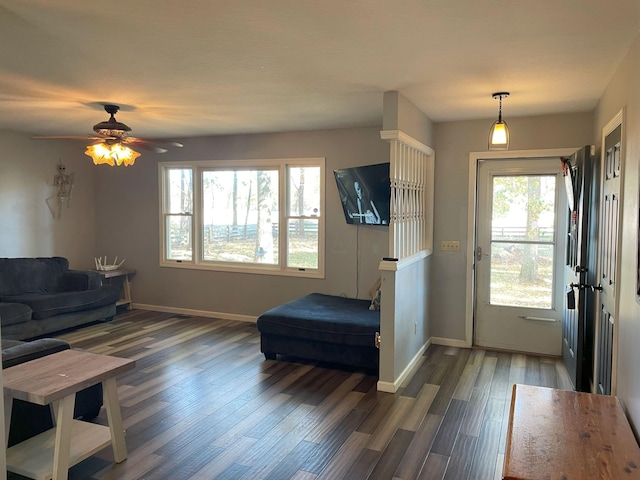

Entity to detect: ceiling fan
[33,104,183,166]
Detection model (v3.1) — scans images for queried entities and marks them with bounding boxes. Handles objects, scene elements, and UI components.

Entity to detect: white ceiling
[1,0,639,139]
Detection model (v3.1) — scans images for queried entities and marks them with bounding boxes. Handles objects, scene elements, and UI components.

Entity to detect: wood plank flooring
[8,309,573,480]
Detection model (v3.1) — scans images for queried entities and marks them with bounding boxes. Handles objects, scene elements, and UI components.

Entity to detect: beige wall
[94,127,390,317]
[594,32,640,430]
[0,131,97,268]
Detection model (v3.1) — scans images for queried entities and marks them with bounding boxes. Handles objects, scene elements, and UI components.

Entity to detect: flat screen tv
[334,162,390,225]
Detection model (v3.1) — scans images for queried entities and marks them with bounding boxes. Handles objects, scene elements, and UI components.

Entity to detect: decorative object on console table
[94,256,125,271]
[94,267,136,310]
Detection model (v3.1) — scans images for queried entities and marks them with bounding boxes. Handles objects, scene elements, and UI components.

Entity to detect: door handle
[569,282,603,292]
[476,246,489,262]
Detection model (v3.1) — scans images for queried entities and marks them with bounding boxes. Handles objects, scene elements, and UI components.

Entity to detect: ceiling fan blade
[123,137,183,152]
[131,142,168,154]
[32,135,102,140]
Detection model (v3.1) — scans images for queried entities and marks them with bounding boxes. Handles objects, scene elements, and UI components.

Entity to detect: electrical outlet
[441,240,461,252]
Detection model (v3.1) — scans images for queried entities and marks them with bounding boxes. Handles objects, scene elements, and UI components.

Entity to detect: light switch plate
[441,240,461,252]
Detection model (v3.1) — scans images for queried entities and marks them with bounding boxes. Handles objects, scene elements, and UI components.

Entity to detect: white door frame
[465,148,582,348]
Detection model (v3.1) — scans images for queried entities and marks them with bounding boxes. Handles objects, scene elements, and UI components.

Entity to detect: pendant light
[488,92,510,150]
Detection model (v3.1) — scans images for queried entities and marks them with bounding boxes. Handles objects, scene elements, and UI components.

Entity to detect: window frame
[159,157,325,278]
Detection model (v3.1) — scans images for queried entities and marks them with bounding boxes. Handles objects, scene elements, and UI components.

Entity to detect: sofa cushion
[0,302,32,327]
[1,284,120,320]
[0,257,69,295]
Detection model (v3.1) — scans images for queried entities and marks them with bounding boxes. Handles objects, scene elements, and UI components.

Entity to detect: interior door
[595,123,623,395]
[475,158,567,355]
[561,146,597,392]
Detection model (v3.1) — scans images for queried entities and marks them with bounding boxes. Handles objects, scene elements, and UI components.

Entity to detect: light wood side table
[94,268,136,310]
[3,349,135,480]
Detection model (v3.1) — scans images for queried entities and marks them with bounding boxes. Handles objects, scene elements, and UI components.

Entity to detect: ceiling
[1,0,639,139]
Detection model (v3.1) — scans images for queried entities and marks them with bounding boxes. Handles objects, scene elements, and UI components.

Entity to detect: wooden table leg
[103,377,127,462]
[3,392,12,448]
[52,394,75,480]
[123,274,133,310]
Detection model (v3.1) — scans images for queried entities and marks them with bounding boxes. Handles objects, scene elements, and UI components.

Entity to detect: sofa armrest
[59,270,102,291]
[2,338,70,369]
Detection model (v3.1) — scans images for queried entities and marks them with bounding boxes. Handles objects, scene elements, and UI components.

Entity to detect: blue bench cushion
[256,293,380,348]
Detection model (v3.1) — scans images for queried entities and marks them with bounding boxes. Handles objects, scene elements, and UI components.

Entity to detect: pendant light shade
[488,92,510,150]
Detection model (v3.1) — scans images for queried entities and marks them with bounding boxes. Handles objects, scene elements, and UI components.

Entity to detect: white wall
[594,32,640,430]
[0,131,96,268]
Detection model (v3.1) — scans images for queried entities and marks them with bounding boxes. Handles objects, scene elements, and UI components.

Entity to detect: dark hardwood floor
[11,309,572,480]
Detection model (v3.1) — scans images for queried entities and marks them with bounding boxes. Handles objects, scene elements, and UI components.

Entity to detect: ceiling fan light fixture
[92,104,131,137]
[85,142,141,167]
[488,92,510,150]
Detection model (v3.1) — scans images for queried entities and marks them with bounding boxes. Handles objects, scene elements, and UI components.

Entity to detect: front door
[475,158,567,355]
[561,146,597,392]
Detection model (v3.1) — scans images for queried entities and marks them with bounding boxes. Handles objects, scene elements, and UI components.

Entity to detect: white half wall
[378,253,431,392]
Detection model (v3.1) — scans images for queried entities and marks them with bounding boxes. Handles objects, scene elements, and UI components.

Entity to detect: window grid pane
[167,168,193,214]
[288,166,321,217]
[201,169,279,265]
[287,219,319,269]
[167,215,192,260]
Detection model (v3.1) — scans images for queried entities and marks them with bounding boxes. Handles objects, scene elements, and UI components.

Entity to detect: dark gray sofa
[0,257,120,340]
[2,338,103,446]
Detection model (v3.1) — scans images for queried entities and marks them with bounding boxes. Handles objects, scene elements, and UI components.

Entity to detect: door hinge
[375,332,381,349]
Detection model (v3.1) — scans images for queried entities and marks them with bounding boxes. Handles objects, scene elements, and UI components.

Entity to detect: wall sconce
[488,92,510,150]
[85,142,141,167]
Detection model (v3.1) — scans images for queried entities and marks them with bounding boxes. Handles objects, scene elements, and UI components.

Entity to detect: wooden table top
[3,349,135,406]
[503,384,640,480]
[92,268,136,278]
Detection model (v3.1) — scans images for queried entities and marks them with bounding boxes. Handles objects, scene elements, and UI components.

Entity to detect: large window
[160,158,324,277]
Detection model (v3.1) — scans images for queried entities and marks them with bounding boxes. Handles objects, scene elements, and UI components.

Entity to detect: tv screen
[334,162,391,225]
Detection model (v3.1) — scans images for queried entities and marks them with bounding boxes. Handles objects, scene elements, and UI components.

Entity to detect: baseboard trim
[430,337,470,348]
[133,303,256,324]
[377,338,432,393]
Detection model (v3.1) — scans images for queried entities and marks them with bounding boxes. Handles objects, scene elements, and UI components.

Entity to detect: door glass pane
[490,175,556,308]
[490,243,554,308]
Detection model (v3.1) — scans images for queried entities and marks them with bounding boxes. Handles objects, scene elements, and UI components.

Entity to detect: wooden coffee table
[3,349,135,480]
